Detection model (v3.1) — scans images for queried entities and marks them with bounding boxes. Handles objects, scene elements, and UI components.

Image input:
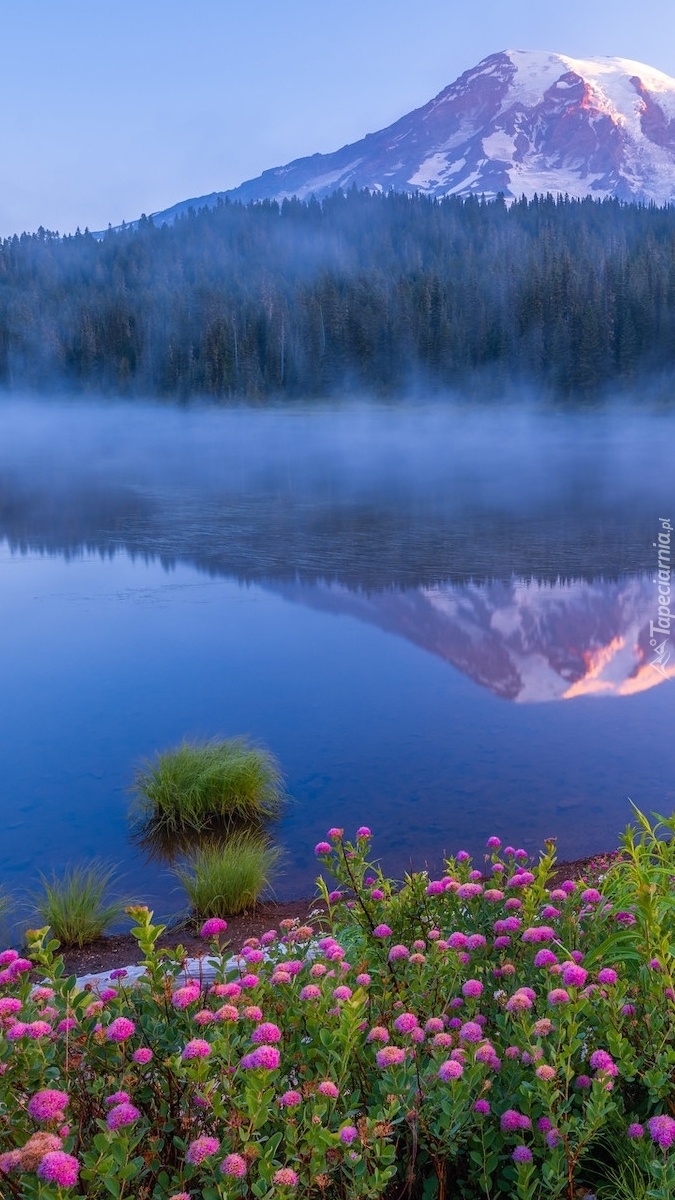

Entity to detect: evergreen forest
[2,188,675,398]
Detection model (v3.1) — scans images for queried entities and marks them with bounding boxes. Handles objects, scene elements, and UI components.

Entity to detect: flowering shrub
[2,808,675,1198]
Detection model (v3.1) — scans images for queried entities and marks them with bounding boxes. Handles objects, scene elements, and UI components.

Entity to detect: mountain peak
[147,50,675,227]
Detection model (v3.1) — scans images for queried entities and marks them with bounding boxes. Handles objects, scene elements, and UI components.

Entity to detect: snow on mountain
[270,575,675,703]
[147,50,675,226]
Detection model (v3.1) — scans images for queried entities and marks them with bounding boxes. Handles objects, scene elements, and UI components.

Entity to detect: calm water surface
[1,398,674,914]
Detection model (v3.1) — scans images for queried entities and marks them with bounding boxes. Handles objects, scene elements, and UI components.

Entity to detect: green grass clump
[132,738,285,835]
[175,836,281,918]
[32,861,125,948]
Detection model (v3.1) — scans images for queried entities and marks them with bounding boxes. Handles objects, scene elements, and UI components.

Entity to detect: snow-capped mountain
[271,575,675,703]
[149,50,675,224]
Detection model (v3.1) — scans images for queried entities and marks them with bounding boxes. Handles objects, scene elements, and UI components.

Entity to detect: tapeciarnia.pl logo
[650,517,672,679]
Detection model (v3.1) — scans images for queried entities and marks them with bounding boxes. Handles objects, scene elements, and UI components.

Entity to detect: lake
[0,397,673,916]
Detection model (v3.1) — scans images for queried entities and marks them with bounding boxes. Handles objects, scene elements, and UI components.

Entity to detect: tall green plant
[132,738,285,835]
[32,861,125,948]
[175,835,281,917]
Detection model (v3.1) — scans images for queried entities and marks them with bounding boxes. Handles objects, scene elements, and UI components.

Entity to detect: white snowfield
[130,49,675,233]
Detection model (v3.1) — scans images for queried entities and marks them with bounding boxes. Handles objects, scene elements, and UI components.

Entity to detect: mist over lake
[1,396,673,914]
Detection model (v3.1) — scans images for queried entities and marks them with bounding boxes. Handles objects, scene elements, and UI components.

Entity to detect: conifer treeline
[2,189,675,397]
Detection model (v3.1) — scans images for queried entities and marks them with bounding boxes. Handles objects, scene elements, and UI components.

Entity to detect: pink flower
[486,836,501,848]
[457,883,483,899]
[474,1099,490,1114]
[628,1123,644,1139]
[439,1059,463,1080]
[462,979,483,998]
[370,888,384,900]
[211,981,241,998]
[621,1003,636,1016]
[187,1136,220,1165]
[356,826,371,838]
[0,1150,22,1174]
[172,985,201,1009]
[106,1017,136,1042]
[589,1050,618,1076]
[315,842,332,855]
[426,880,445,895]
[339,1125,359,1144]
[367,1026,390,1043]
[216,1004,239,1022]
[561,963,587,988]
[105,1091,130,1105]
[388,944,409,961]
[597,968,617,985]
[459,1022,483,1042]
[506,991,533,1012]
[456,850,470,862]
[57,1018,77,1034]
[0,997,22,1017]
[581,889,602,904]
[512,1146,532,1163]
[507,872,535,888]
[648,1115,675,1150]
[252,1022,281,1044]
[355,972,371,986]
[37,1151,79,1187]
[535,1065,556,1081]
[433,1032,453,1047]
[242,1005,263,1020]
[575,1075,591,1088]
[273,1168,298,1186]
[533,1018,553,1036]
[373,924,392,938]
[200,917,228,937]
[169,1194,191,1200]
[393,1012,418,1033]
[28,1089,69,1121]
[0,949,18,966]
[222,1153,247,1177]
[194,1009,214,1026]
[425,1017,445,1033]
[317,1080,339,1098]
[376,1046,406,1068]
[242,1044,281,1070]
[182,1038,211,1059]
[300,985,321,1001]
[534,949,558,968]
[500,1110,532,1133]
[547,989,570,1006]
[448,932,468,949]
[109,968,128,980]
[106,1102,140,1130]
[279,1090,302,1107]
[333,986,352,1001]
[484,889,505,902]
[132,1047,153,1064]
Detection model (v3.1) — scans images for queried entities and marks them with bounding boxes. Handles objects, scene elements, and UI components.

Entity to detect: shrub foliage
[2,810,675,1197]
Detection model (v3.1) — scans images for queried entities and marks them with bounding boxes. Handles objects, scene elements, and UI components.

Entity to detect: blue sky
[2,0,674,237]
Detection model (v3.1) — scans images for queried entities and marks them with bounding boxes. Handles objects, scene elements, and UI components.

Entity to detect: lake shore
[59,848,618,976]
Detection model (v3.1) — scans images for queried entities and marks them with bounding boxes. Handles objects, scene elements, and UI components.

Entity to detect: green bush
[5,810,675,1198]
[31,861,125,948]
[132,738,285,835]
[175,835,282,918]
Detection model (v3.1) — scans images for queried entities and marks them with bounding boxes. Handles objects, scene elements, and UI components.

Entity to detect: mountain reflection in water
[271,576,672,703]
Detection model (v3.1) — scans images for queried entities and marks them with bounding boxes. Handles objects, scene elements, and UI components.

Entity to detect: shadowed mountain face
[147,50,675,228]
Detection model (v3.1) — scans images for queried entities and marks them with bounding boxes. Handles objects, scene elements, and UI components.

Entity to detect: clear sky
[2,0,675,237]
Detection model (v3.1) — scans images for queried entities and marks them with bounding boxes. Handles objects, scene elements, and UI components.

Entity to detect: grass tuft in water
[175,836,282,918]
[0,887,13,933]
[32,861,126,948]
[132,738,285,835]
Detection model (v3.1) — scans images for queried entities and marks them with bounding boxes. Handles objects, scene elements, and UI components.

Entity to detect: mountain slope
[148,49,675,225]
